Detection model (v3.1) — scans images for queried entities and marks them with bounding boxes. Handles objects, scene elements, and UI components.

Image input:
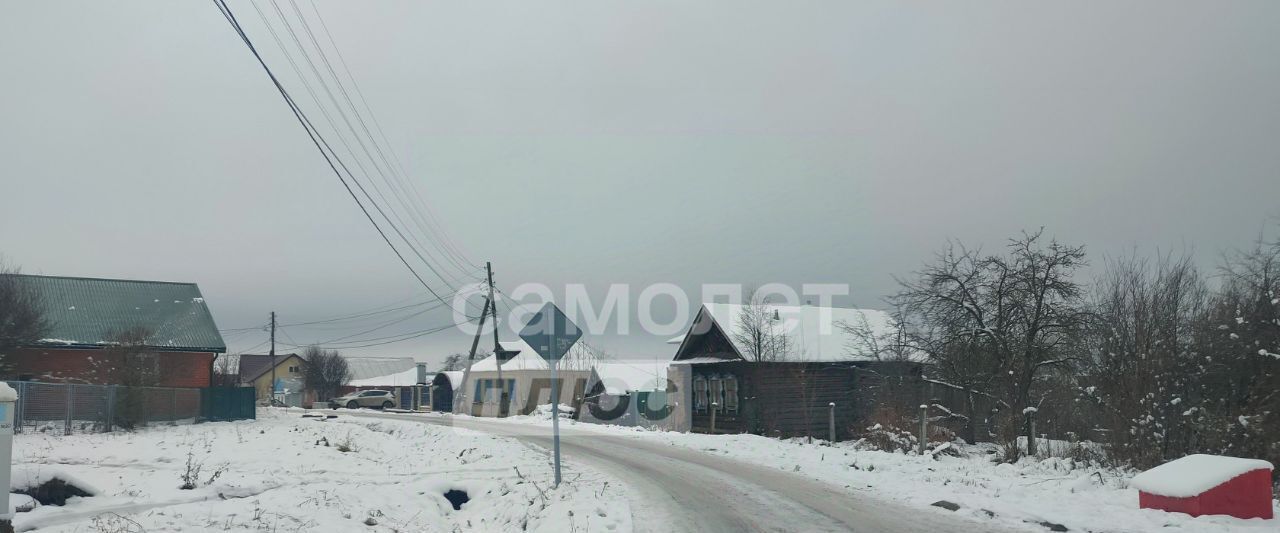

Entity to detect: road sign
[518,302,583,362]
[517,302,581,487]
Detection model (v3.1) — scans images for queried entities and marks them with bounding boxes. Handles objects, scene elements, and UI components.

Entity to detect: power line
[275,319,469,349]
[249,0,470,291]
[281,299,450,345]
[212,0,461,308]
[219,321,270,333]
[256,0,478,287]
[230,338,272,354]
[287,0,478,279]
[303,0,479,277]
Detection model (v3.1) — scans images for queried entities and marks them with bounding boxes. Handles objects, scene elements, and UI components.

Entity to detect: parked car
[330,390,397,410]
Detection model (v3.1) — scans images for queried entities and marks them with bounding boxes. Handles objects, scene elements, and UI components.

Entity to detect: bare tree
[0,262,50,374]
[1077,232,1279,471]
[300,346,351,402]
[439,353,466,371]
[211,355,239,387]
[91,326,163,387]
[559,340,605,372]
[1199,233,1279,468]
[840,306,915,361]
[1080,252,1209,467]
[890,230,1089,459]
[98,326,163,429]
[733,290,794,362]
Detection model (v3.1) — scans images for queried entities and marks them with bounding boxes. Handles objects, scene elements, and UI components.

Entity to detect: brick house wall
[4,347,214,388]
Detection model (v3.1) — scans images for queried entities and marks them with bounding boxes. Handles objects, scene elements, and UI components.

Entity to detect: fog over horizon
[2,1,1278,365]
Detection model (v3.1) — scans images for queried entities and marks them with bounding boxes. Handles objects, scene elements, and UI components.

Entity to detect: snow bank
[10,465,101,496]
[0,382,16,402]
[1130,454,1274,498]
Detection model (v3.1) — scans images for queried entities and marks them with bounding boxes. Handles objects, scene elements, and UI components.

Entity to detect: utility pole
[269,311,276,406]
[454,297,490,414]
[487,262,506,417]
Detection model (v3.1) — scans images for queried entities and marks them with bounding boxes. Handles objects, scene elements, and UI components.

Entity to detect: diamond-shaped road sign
[518,302,582,363]
[517,302,580,488]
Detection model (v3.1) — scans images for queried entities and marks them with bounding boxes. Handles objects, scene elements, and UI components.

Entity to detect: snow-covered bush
[852,407,919,454]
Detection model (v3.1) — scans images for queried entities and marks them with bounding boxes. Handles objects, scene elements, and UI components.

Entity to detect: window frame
[693,375,708,413]
[723,376,739,412]
[709,376,722,411]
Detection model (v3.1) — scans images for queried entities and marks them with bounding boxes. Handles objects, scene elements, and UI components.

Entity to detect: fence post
[64,383,73,435]
[1027,411,1038,457]
[171,389,177,422]
[14,383,24,434]
[918,404,928,455]
[710,402,718,434]
[828,402,836,443]
[106,386,115,432]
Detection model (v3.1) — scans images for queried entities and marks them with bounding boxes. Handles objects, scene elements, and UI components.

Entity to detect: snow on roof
[671,356,736,365]
[468,340,536,372]
[437,371,465,391]
[1130,454,1273,498]
[697,303,909,362]
[348,367,422,388]
[345,356,417,381]
[467,339,598,373]
[589,362,669,395]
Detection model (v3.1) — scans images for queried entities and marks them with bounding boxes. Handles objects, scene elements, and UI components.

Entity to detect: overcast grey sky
[2,1,1278,364]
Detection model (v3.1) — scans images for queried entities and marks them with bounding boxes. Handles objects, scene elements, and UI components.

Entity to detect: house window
[723,376,739,412]
[504,379,516,403]
[474,379,513,403]
[693,376,708,413]
[288,366,299,373]
[709,376,722,411]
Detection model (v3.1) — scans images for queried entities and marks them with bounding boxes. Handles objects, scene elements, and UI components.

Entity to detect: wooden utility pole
[269,311,276,406]
[487,262,506,417]
[454,297,490,414]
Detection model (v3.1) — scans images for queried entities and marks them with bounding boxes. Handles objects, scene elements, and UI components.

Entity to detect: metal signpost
[519,302,582,488]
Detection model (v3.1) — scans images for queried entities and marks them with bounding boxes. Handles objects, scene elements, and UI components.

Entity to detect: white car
[330,390,397,410]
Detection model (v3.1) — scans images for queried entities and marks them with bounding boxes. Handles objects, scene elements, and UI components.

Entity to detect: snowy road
[349,412,1017,533]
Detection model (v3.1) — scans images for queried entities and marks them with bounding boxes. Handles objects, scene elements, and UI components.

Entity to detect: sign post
[519,303,582,488]
[550,357,561,485]
[0,383,17,532]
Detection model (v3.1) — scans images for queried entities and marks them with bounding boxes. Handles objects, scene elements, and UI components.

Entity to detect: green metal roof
[13,274,226,352]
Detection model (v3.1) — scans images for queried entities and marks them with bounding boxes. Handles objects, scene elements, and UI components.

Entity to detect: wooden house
[669,303,925,440]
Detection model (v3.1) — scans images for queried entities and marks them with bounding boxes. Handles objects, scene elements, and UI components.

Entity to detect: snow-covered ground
[9,409,632,532]
[434,411,1279,533]
[10,406,1277,533]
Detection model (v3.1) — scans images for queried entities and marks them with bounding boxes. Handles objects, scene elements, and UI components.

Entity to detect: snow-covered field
[443,411,1279,533]
[9,409,632,532]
